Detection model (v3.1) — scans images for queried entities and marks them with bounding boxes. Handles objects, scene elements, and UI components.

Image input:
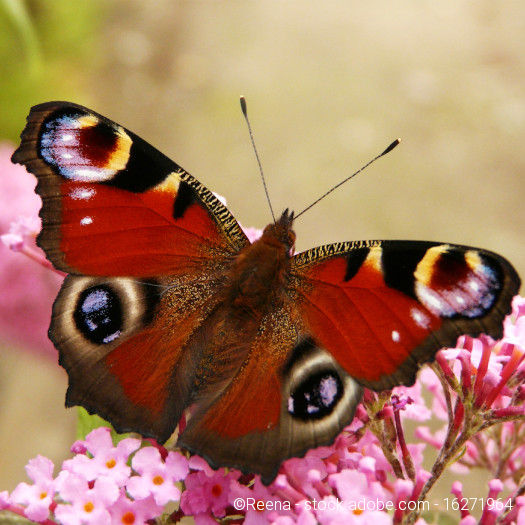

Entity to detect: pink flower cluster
[0,427,414,524]
[1,428,188,524]
[417,296,525,481]
[0,143,63,358]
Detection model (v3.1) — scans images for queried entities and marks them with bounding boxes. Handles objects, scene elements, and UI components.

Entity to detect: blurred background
[0,0,523,517]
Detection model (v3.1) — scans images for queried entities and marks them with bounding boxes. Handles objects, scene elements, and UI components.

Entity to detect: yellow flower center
[84,501,94,513]
[152,475,164,485]
[106,458,116,469]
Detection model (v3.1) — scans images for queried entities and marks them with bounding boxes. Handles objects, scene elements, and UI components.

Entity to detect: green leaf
[0,0,106,142]
[76,407,133,443]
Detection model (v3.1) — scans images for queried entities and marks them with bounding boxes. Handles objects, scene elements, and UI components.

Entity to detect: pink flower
[346,429,394,478]
[278,456,330,501]
[180,471,228,518]
[313,494,392,525]
[9,455,56,522]
[1,216,41,252]
[180,459,239,518]
[414,426,444,450]
[0,144,41,229]
[63,427,141,487]
[503,296,525,352]
[126,446,188,506]
[54,472,119,525]
[242,226,263,243]
[273,509,318,525]
[391,383,431,422]
[0,431,189,523]
[418,367,449,420]
[187,454,216,476]
[0,143,62,358]
[0,491,9,506]
[511,496,525,525]
[329,469,388,509]
[108,492,163,524]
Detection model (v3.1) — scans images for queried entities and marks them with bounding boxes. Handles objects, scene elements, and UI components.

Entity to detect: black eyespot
[74,285,123,344]
[288,370,344,420]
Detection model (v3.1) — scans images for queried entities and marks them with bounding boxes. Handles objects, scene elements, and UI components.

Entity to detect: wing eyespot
[39,110,131,183]
[414,247,501,319]
[51,276,161,353]
[74,285,124,345]
[288,369,344,420]
[283,339,362,424]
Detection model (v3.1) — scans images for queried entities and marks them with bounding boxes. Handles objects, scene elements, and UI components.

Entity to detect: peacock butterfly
[11,101,520,484]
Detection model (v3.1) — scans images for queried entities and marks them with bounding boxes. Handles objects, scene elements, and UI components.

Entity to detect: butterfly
[12,101,520,484]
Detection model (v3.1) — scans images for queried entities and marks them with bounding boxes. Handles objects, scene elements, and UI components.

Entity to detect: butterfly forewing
[11,101,248,276]
[291,240,520,389]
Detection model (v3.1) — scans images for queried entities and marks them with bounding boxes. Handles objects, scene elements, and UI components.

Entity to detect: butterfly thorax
[226,210,296,316]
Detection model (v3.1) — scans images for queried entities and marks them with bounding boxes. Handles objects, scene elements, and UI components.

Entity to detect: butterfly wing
[12,102,249,440]
[178,303,363,483]
[291,240,520,389]
[12,101,248,276]
[53,273,224,441]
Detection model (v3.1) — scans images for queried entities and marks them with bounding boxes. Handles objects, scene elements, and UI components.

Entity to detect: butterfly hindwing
[291,240,520,389]
[178,304,363,484]
[52,272,228,442]
[11,101,248,276]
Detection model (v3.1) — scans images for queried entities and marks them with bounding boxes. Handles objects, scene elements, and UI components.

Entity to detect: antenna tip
[381,138,401,156]
[240,96,247,117]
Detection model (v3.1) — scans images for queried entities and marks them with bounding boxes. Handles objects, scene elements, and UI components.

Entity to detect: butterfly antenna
[240,96,276,223]
[294,138,401,220]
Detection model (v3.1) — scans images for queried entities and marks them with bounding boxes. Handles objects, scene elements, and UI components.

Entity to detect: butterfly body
[12,101,520,483]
